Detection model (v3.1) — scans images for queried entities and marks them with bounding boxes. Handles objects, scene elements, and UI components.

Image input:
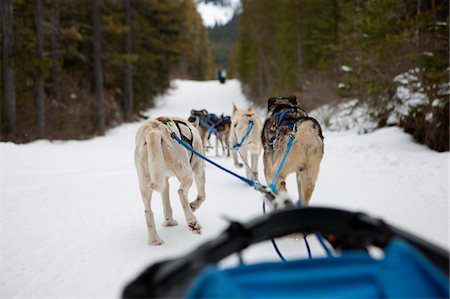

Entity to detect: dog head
[190,109,208,118]
[267,96,305,116]
[189,109,208,128]
[232,103,254,121]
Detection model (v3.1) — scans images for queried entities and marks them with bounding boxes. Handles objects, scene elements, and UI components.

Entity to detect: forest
[231,0,449,151]
[2,0,449,151]
[1,0,213,142]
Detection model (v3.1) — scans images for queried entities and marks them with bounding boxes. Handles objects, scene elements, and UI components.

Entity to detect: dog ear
[287,96,298,105]
[232,103,237,113]
[247,102,254,112]
[267,97,277,111]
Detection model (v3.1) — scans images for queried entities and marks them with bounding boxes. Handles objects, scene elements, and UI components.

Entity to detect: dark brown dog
[261,96,324,206]
[214,114,231,157]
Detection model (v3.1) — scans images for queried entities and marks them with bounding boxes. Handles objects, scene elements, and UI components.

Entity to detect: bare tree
[92,0,105,135]
[123,0,133,121]
[2,0,16,135]
[34,0,45,138]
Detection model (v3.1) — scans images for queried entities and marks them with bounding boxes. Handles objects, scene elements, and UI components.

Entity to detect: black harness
[159,119,195,163]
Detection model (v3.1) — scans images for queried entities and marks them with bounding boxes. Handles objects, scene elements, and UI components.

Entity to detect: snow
[340,65,352,72]
[196,0,240,27]
[316,68,445,133]
[310,100,379,134]
[2,79,449,298]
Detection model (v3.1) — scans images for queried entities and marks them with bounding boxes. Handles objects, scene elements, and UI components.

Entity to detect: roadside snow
[2,79,448,298]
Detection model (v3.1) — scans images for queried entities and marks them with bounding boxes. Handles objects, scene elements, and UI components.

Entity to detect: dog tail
[145,129,166,192]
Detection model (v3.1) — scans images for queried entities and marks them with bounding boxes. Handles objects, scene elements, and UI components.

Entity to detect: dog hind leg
[297,164,319,206]
[177,174,202,234]
[139,187,163,245]
[190,163,206,212]
[161,177,178,227]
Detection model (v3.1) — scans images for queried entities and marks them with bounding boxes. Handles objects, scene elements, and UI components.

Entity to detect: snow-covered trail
[1,80,448,298]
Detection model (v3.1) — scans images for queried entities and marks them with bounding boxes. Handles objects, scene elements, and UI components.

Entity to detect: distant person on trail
[218,68,226,84]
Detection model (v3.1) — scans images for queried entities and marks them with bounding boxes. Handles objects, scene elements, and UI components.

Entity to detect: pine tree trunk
[50,4,60,102]
[92,0,105,135]
[2,0,16,135]
[123,0,133,121]
[34,0,45,138]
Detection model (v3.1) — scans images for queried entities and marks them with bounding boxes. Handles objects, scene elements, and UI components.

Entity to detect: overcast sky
[196,0,240,27]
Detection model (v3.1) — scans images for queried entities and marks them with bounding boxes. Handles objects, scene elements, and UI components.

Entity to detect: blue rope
[269,133,295,191]
[272,108,294,127]
[172,127,331,262]
[293,200,312,259]
[315,233,334,257]
[263,201,287,262]
[170,132,254,187]
[199,118,219,136]
[232,120,254,149]
[295,200,334,258]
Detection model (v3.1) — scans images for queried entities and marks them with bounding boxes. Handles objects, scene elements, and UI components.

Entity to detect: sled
[122,207,449,298]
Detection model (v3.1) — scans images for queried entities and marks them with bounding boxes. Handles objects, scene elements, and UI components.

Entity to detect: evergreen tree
[1,0,17,135]
[34,0,46,138]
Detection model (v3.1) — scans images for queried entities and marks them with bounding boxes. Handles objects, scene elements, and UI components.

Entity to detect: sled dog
[214,114,232,157]
[189,110,231,157]
[261,96,324,206]
[229,103,263,180]
[189,109,211,150]
[134,116,206,245]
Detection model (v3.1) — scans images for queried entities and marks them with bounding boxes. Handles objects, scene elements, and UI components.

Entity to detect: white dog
[229,103,263,181]
[134,116,206,245]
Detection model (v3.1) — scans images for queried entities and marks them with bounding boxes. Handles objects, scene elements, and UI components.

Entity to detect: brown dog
[189,110,231,157]
[134,116,206,245]
[261,96,324,206]
[189,109,210,148]
[214,114,231,157]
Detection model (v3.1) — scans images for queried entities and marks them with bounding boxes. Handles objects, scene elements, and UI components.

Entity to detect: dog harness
[233,119,254,149]
[189,112,219,136]
[268,107,323,148]
[159,119,195,163]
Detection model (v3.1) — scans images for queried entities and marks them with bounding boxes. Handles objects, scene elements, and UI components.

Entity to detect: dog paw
[162,219,178,227]
[235,163,243,168]
[188,220,202,235]
[148,238,164,246]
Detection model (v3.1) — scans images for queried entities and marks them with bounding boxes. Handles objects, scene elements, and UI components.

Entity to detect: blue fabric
[184,239,449,298]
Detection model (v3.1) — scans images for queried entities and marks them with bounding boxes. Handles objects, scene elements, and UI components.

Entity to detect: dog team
[134,97,324,245]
